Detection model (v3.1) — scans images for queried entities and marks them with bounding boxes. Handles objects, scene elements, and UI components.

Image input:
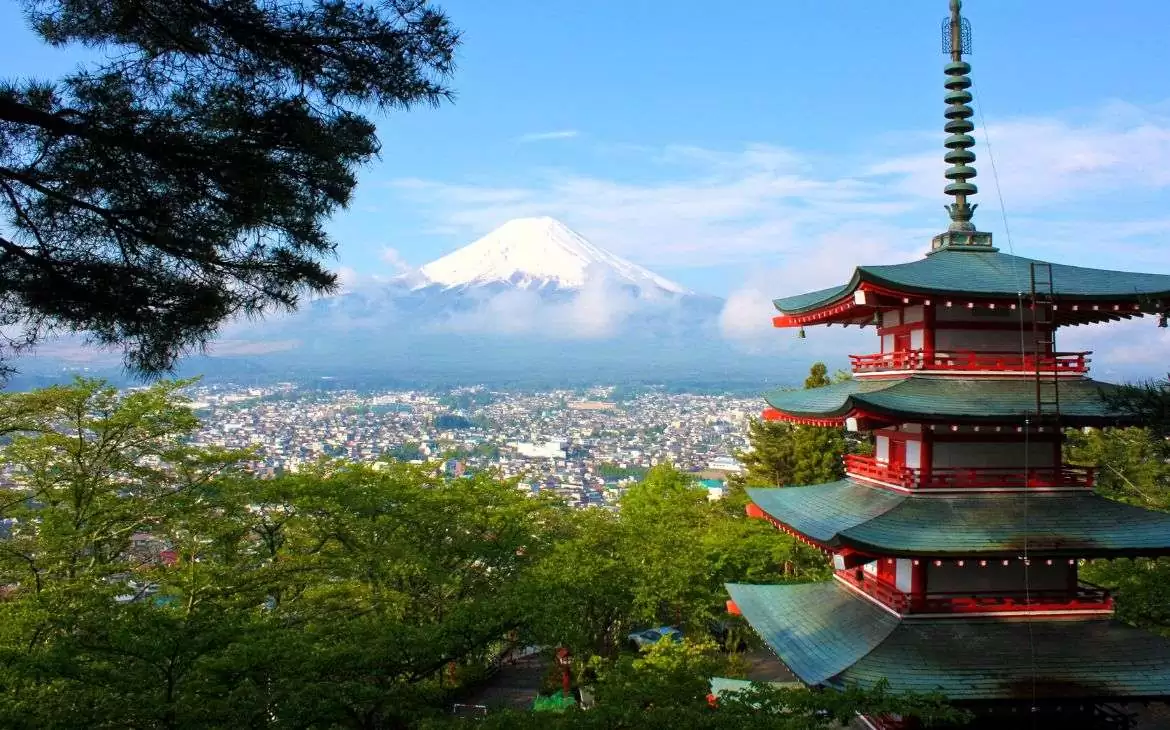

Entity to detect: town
[186,383,755,506]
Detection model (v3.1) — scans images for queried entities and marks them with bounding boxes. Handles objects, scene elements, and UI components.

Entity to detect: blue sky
[4,1,1170,344]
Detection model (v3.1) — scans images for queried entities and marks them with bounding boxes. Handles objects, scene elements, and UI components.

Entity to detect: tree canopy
[0,378,960,727]
[734,363,847,489]
[0,0,459,374]
[1067,422,1170,637]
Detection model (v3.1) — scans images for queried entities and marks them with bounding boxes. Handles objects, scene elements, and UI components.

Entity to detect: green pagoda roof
[726,581,1170,701]
[774,249,1170,315]
[747,480,1170,557]
[763,375,1131,426]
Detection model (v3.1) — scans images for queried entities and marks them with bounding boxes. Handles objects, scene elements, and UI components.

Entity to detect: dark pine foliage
[0,0,459,375]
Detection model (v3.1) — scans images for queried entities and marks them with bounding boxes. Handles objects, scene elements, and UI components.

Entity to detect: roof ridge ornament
[931,0,996,254]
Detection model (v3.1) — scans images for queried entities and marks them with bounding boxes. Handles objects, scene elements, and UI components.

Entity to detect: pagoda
[725,2,1170,728]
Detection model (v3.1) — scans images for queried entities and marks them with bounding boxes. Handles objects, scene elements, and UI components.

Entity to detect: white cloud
[379,246,412,274]
[426,265,645,340]
[866,100,1170,209]
[516,130,580,143]
[390,100,1170,274]
[386,99,1170,365]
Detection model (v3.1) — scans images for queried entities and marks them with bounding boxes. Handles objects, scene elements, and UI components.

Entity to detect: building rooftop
[747,480,1170,557]
[774,249,1170,320]
[763,376,1131,427]
[726,581,1170,701]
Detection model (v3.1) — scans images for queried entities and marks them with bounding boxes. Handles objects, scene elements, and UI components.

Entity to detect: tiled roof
[725,582,898,686]
[747,480,1170,557]
[763,376,1131,426]
[774,249,1170,314]
[728,581,1170,701]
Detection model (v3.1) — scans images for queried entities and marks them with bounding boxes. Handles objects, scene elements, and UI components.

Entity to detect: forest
[0,378,963,729]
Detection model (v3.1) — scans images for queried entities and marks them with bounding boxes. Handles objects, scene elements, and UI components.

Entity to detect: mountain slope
[418,217,690,294]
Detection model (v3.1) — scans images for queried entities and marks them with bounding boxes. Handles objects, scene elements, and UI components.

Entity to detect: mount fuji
[197,216,748,383]
[18,218,801,388]
[416,217,691,296]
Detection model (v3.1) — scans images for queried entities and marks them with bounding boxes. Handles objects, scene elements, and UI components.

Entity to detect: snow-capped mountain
[74,216,748,385]
[417,217,690,295]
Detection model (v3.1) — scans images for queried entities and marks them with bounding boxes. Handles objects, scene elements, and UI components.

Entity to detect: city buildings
[186,384,753,508]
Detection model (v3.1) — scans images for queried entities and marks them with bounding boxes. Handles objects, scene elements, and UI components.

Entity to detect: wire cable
[972,81,1040,723]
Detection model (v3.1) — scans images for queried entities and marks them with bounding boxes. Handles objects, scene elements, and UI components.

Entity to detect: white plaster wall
[903,306,924,324]
[932,441,1055,469]
[905,440,921,469]
[875,435,890,464]
[882,334,895,352]
[895,559,914,593]
[910,329,925,349]
[881,310,901,327]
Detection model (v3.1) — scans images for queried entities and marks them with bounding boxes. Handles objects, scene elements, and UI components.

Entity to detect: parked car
[627,626,683,649]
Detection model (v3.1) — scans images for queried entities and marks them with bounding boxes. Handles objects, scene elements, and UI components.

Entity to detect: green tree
[526,465,828,660]
[521,507,637,657]
[734,363,846,489]
[0,378,257,728]
[0,378,573,728]
[1,0,458,374]
[1066,426,1170,510]
[802,362,832,389]
[1066,424,1170,637]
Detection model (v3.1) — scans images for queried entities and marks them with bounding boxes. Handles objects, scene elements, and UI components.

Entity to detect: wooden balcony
[836,569,1112,616]
[849,350,1090,375]
[844,453,1095,490]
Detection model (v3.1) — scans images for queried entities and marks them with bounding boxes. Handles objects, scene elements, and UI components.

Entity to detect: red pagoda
[726,2,1170,728]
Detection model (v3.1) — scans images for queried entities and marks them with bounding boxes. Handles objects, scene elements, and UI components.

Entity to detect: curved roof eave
[772,250,1170,316]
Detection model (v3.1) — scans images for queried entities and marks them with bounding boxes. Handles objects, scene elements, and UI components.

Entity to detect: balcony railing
[836,569,1112,615]
[849,350,1090,375]
[844,454,1095,490]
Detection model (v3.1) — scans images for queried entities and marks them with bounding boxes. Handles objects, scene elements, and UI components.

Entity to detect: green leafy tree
[1065,426,1170,510]
[802,362,832,389]
[734,363,846,488]
[1067,424,1170,637]
[0,378,572,728]
[1,0,458,374]
[524,465,828,659]
[0,378,256,728]
[521,507,637,657]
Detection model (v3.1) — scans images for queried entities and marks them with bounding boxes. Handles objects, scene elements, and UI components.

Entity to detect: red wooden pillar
[910,558,927,611]
[919,430,934,487]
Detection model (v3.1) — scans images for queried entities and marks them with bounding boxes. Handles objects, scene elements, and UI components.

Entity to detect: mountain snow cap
[417,217,690,294]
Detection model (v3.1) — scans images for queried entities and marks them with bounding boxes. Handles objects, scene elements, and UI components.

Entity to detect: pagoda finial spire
[931,0,994,252]
[943,0,977,232]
